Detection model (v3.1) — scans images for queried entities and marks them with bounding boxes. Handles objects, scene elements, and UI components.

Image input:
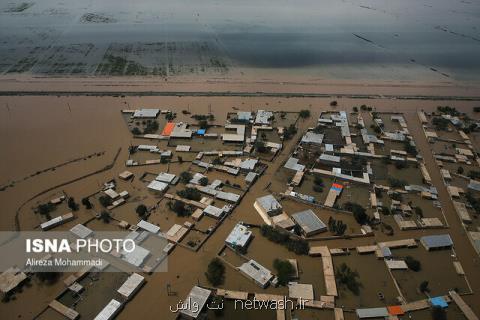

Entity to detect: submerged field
[1,0,480,82]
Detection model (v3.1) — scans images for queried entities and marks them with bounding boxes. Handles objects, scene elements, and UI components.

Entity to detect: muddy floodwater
[1,0,480,83]
[0,94,479,320]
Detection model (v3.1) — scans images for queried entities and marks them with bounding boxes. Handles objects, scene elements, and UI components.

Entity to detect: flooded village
[0,97,479,320]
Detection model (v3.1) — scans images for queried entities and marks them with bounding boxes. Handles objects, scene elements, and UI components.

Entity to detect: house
[94,299,123,320]
[132,109,159,118]
[420,234,453,251]
[255,195,283,217]
[291,209,327,237]
[180,286,212,319]
[147,180,168,193]
[301,132,324,146]
[238,260,274,288]
[225,223,253,250]
[117,273,145,301]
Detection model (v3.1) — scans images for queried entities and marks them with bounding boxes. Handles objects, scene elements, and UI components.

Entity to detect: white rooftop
[225,223,253,249]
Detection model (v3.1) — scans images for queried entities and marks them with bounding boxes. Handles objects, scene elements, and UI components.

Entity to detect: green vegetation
[432,117,450,131]
[99,195,113,208]
[199,177,209,186]
[100,210,111,223]
[299,110,311,118]
[343,202,368,224]
[437,105,459,116]
[431,306,447,320]
[260,225,309,255]
[404,140,418,156]
[143,120,159,134]
[414,207,424,218]
[168,200,192,217]
[67,197,79,211]
[405,256,421,272]
[457,166,464,174]
[205,258,225,286]
[474,106,480,113]
[389,177,407,188]
[466,192,480,214]
[36,272,61,284]
[177,188,201,201]
[81,197,92,209]
[131,127,142,135]
[336,263,362,295]
[36,203,55,216]
[255,140,269,153]
[419,280,430,293]
[312,175,324,193]
[179,171,193,184]
[330,101,338,106]
[328,217,347,235]
[468,170,480,180]
[283,124,298,140]
[273,259,295,286]
[136,204,148,217]
[353,106,359,112]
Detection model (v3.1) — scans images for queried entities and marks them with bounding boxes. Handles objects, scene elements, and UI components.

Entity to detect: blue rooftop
[430,296,448,308]
[197,129,206,135]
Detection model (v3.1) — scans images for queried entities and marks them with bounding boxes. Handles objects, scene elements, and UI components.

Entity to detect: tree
[273,259,294,286]
[405,256,421,272]
[474,106,480,113]
[67,197,79,211]
[336,263,362,295]
[131,127,141,135]
[168,200,192,217]
[431,306,447,320]
[136,204,148,217]
[255,140,268,153]
[81,197,92,209]
[414,207,423,218]
[330,101,338,106]
[343,202,368,224]
[36,272,61,284]
[199,177,209,186]
[177,188,201,201]
[353,106,359,112]
[299,110,311,118]
[179,171,192,184]
[205,258,225,286]
[37,203,55,215]
[100,211,111,223]
[99,195,112,208]
[283,124,298,140]
[177,156,183,163]
[419,280,430,293]
[457,166,464,174]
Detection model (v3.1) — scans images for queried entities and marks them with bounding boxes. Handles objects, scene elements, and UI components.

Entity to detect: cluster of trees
[405,256,421,272]
[283,124,298,140]
[388,177,407,188]
[466,192,480,214]
[205,258,225,286]
[100,210,111,223]
[273,259,295,286]
[36,203,55,216]
[299,110,311,118]
[360,105,373,111]
[168,200,192,217]
[260,225,309,255]
[468,170,480,180]
[313,175,324,193]
[81,197,92,209]
[177,188,201,201]
[199,177,209,186]
[165,112,176,121]
[336,263,362,295]
[99,195,113,208]
[67,197,78,211]
[432,117,450,131]
[343,202,368,224]
[437,106,459,116]
[142,120,159,134]
[136,204,148,217]
[179,171,193,184]
[328,216,347,235]
[255,140,269,153]
[403,140,418,156]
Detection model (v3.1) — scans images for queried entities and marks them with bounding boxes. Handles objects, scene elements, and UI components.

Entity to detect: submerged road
[0,90,480,101]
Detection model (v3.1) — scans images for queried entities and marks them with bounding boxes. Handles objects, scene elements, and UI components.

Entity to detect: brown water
[0,96,479,320]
